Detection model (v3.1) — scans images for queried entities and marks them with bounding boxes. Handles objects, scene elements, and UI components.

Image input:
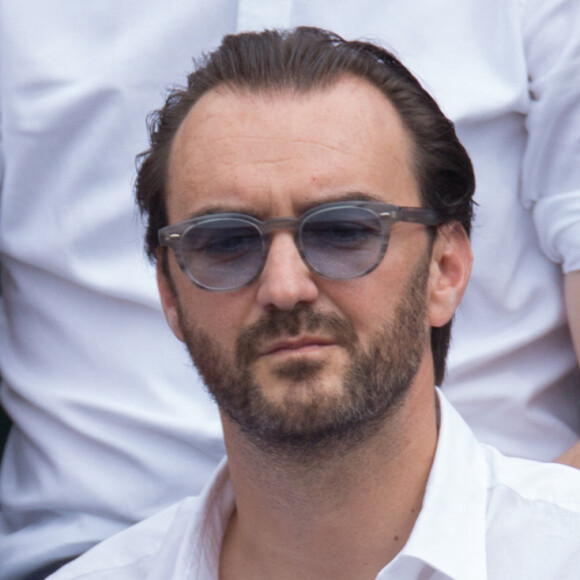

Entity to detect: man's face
[160,77,438,454]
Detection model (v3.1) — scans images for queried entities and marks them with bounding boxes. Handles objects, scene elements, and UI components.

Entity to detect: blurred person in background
[0,1,579,578]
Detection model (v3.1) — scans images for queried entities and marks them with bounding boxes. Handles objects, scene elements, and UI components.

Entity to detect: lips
[235,306,358,367]
[259,336,336,357]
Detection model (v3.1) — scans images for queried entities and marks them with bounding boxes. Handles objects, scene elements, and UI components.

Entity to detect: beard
[175,258,430,459]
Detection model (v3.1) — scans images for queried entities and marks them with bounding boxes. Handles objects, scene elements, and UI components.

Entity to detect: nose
[255,232,319,311]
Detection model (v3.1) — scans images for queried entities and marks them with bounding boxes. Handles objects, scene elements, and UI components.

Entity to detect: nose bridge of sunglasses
[260,216,301,237]
[259,217,305,267]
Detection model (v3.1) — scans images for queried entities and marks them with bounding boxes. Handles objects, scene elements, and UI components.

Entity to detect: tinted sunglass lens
[301,207,384,279]
[182,218,264,290]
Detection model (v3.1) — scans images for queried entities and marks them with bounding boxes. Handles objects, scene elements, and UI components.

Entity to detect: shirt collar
[147,457,233,580]
[178,391,489,580]
[388,389,488,580]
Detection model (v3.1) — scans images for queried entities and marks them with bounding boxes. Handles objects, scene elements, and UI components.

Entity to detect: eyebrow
[296,191,381,215]
[187,191,385,221]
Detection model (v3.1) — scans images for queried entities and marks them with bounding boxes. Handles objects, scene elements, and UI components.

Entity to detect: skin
[555,270,580,468]
[158,76,472,579]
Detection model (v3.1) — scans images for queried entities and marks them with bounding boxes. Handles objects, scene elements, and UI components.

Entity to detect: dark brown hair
[135,26,475,385]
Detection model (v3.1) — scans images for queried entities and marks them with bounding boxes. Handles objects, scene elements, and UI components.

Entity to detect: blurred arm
[555,270,580,467]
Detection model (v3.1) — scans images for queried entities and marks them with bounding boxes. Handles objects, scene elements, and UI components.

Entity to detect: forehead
[166,75,419,218]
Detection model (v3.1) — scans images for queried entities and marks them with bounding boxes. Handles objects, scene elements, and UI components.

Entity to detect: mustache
[236,304,358,366]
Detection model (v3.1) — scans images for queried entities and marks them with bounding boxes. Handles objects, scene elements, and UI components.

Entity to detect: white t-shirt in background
[1,1,579,578]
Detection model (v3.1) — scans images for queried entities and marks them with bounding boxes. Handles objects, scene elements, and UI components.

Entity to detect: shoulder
[46,458,232,580]
[435,392,580,576]
[483,447,580,577]
[46,497,202,580]
[484,442,580,508]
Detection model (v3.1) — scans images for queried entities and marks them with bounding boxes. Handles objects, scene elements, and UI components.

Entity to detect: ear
[427,222,472,328]
[156,253,186,343]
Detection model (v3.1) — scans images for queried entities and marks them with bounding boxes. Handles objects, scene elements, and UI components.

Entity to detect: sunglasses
[159,200,440,292]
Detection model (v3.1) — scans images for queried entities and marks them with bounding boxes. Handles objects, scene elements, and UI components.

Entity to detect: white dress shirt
[1,1,579,578]
[45,392,580,580]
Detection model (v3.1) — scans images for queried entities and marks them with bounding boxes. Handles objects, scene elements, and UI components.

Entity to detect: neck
[219,381,439,580]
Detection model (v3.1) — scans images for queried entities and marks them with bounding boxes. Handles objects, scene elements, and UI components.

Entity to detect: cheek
[178,286,255,353]
[323,278,396,336]
[327,252,422,337]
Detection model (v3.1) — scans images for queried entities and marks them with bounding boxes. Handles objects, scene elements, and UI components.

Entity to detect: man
[48,28,580,580]
[3,3,580,578]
